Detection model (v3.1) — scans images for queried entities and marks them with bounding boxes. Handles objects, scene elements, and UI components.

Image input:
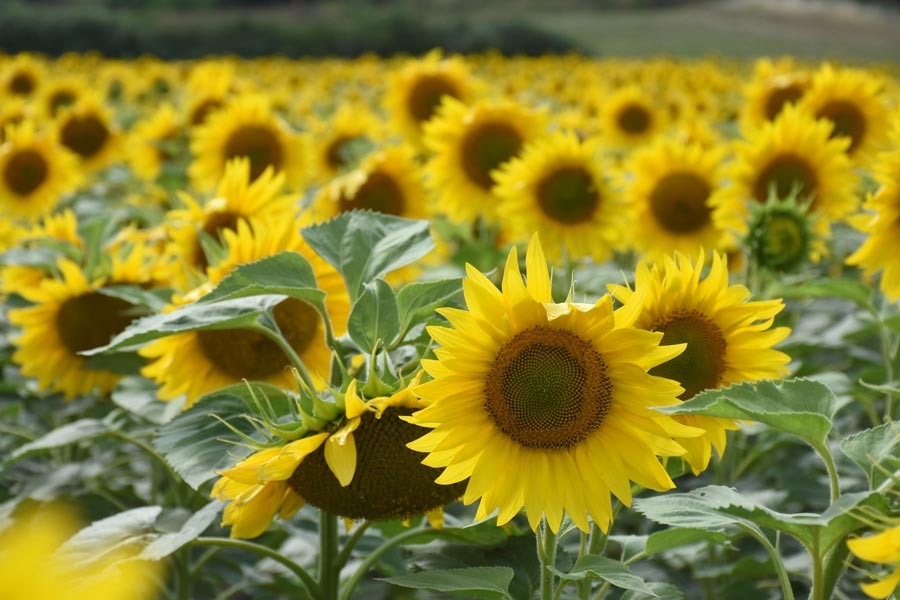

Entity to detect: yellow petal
[325,429,357,487]
[525,233,552,303]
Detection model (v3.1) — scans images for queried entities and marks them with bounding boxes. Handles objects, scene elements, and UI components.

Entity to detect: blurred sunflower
[55,94,123,172]
[740,57,811,132]
[493,131,628,262]
[39,77,86,119]
[313,145,428,222]
[9,246,155,399]
[424,97,546,223]
[0,97,31,144]
[163,157,295,290]
[128,103,182,182]
[185,60,234,127]
[847,525,900,599]
[800,63,890,164]
[625,139,735,260]
[847,150,900,301]
[0,209,82,297]
[609,251,791,474]
[408,235,700,533]
[309,103,382,182]
[385,51,479,145]
[213,377,465,538]
[600,86,666,148]
[724,105,859,240]
[142,216,350,407]
[190,94,307,191]
[2,53,45,99]
[0,120,81,220]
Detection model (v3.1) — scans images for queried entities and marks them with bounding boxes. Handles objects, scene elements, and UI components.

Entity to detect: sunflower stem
[338,525,433,600]
[812,440,841,503]
[250,320,317,391]
[335,520,372,572]
[319,511,340,600]
[538,520,558,600]
[872,296,897,422]
[737,524,794,600]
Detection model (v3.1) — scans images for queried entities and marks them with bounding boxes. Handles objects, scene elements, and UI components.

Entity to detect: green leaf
[139,502,221,561]
[840,421,900,488]
[552,555,658,596]
[302,211,433,299]
[56,506,162,567]
[84,295,283,355]
[348,279,399,353]
[8,418,110,463]
[621,583,684,600]
[82,351,146,374]
[98,284,171,312]
[197,251,327,310]
[645,528,730,556]
[111,377,184,425]
[775,279,872,308]
[660,378,836,451]
[380,566,514,599]
[153,382,295,489]
[817,490,891,552]
[395,277,462,330]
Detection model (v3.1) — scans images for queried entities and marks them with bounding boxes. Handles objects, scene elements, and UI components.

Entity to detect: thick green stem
[319,512,340,600]
[338,526,433,600]
[191,537,320,599]
[876,311,896,421]
[578,523,609,599]
[335,521,372,572]
[809,537,825,600]
[738,524,794,600]
[812,441,841,503]
[538,520,559,600]
[250,321,316,390]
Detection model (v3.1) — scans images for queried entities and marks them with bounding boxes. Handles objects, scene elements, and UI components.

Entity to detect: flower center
[9,72,35,96]
[617,104,652,135]
[648,310,727,400]
[288,407,467,520]
[764,82,805,120]
[753,211,809,271]
[816,100,866,153]
[649,172,712,234]
[55,293,138,354]
[193,210,242,269]
[460,121,523,189]
[49,91,77,117]
[537,166,599,225]
[60,114,110,160]
[752,153,818,204]
[196,298,320,379]
[191,99,223,126]
[407,74,460,125]
[4,149,49,197]
[484,327,612,449]
[223,125,284,181]
[338,171,406,216]
[325,135,362,170]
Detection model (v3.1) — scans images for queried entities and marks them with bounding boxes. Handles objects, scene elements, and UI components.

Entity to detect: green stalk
[319,512,340,600]
[250,320,317,391]
[191,537,320,599]
[538,520,559,600]
[335,521,372,572]
[811,441,841,503]
[338,526,431,600]
[737,524,794,600]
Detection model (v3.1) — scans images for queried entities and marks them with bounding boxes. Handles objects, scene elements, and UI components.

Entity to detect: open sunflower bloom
[407,234,703,533]
[847,525,900,599]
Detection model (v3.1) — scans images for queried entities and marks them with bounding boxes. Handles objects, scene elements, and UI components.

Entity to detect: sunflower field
[0,49,899,600]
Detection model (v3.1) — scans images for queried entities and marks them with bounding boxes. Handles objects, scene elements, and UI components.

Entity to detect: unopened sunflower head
[746,192,817,272]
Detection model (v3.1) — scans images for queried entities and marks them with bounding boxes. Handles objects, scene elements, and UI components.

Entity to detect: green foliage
[380,566,516,599]
[840,421,900,488]
[348,279,400,354]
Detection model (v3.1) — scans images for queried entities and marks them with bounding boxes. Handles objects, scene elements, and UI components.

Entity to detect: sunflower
[493,131,628,262]
[142,216,350,407]
[0,209,82,297]
[407,235,701,533]
[599,86,667,149]
[739,57,811,133]
[189,94,308,191]
[128,104,183,182]
[212,377,465,538]
[2,54,45,99]
[423,97,546,223]
[625,139,736,260]
[609,251,791,474]
[39,77,86,119]
[384,51,479,145]
[724,105,859,240]
[55,94,123,172]
[0,504,158,600]
[0,97,31,144]
[9,247,156,400]
[312,145,428,222]
[163,157,295,291]
[0,120,81,220]
[309,103,382,182]
[847,150,900,301]
[799,63,890,164]
[847,525,900,599]
[185,60,234,127]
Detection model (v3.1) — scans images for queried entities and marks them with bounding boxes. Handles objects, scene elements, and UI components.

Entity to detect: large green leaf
[552,555,659,595]
[302,211,433,299]
[660,379,836,451]
[380,566,514,599]
[348,279,399,353]
[153,382,295,489]
[84,295,284,354]
[139,502,221,561]
[395,277,462,330]
[840,421,900,488]
[8,418,110,463]
[111,376,184,425]
[645,528,731,556]
[56,506,162,567]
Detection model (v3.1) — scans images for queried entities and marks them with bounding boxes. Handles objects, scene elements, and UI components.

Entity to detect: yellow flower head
[848,525,900,599]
